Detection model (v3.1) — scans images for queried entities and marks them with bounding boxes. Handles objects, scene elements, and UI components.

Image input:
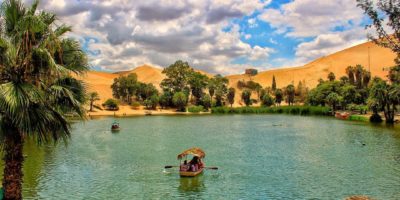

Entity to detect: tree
[241,89,252,106]
[340,76,350,85]
[207,79,216,100]
[285,84,295,106]
[227,88,236,107]
[275,89,283,106]
[88,92,100,112]
[328,72,336,81]
[272,75,277,91]
[159,91,173,109]
[368,77,398,123]
[388,65,400,84]
[111,74,138,103]
[357,0,400,58]
[200,94,212,111]
[259,89,267,101]
[326,92,342,112]
[188,72,209,105]
[103,99,119,110]
[144,95,159,110]
[341,84,357,109]
[261,94,274,107]
[136,83,158,101]
[160,60,193,94]
[173,92,188,112]
[0,1,88,198]
[212,75,228,107]
[346,66,355,85]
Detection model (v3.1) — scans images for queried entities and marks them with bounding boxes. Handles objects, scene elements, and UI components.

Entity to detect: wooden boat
[335,112,350,120]
[111,122,120,131]
[177,147,205,177]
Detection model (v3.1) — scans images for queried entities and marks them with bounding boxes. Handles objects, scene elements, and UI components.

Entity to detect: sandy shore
[87,106,210,117]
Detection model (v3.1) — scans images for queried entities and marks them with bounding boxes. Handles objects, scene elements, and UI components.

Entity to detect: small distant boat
[335,112,350,120]
[177,147,205,177]
[111,121,120,131]
[145,111,152,116]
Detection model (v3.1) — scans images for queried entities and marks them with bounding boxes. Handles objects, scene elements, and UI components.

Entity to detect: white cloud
[258,0,364,37]
[22,0,272,74]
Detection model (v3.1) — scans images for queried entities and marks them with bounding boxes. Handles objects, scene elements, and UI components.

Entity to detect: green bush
[102,99,119,111]
[188,105,205,113]
[348,115,369,122]
[131,102,141,110]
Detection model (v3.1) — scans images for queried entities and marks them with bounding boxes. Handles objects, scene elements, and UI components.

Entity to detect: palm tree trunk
[2,130,24,200]
[90,101,93,112]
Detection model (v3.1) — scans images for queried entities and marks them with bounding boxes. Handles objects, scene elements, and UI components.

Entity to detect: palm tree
[0,1,88,199]
[89,92,100,111]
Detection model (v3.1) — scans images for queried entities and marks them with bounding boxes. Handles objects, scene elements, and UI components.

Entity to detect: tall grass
[211,106,331,116]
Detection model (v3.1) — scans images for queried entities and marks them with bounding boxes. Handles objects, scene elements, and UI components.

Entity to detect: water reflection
[178,175,206,194]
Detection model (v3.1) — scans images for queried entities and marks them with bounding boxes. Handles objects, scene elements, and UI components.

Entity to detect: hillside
[79,41,397,104]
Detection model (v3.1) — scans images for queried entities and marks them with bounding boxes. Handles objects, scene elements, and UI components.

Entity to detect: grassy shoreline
[211,106,332,116]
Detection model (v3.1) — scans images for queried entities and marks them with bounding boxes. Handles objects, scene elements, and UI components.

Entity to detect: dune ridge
[78,41,397,103]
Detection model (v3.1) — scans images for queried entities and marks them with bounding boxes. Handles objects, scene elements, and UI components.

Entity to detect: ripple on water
[17,115,400,199]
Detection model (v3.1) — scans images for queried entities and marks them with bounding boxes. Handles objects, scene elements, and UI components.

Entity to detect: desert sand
[77,40,397,113]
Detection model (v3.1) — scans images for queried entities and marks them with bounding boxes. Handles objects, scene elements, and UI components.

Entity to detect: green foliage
[188,71,209,105]
[328,72,336,81]
[356,0,400,58]
[131,101,141,110]
[0,0,89,197]
[212,75,229,107]
[274,89,283,105]
[388,65,400,84]
[88,92,100,111]
[103,99,119,110]
[261,94,274,107]
[211,106,331,116]
[285,84,295,106]
[326,92,343,111]
[159,91,173,109]
[188,105,205,113]
[241,89,252,106]
[172,92,188,112]
[136,83,158,101]
[160,60,193,94]
[111,74,138,103]
[200,94,212,111]
[272,75,277,91]
[227,87,235,107]
[348,115,369,122]
[144,94,159,110]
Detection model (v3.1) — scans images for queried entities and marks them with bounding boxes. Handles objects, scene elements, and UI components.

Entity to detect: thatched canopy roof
[177,147,205,159]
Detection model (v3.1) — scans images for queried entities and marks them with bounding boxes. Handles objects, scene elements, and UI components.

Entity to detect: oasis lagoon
[7,115,400,199]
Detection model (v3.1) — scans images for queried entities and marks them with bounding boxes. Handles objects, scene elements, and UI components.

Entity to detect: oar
[205,166,218,170]
[164,165,179,169]
[164,165,218,170]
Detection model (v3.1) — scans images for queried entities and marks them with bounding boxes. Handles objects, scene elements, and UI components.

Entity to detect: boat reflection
[178,174,206,193]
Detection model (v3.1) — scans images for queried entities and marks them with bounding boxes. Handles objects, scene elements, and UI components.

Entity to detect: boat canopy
[177,147,205,159]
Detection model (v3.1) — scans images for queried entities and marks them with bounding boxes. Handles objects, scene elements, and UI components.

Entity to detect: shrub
[102,99,119,110]
[200,94,212,111]
[173,92,188,112]
[188,105,204,113]
[261,94,274,107]
[131,102,141,110]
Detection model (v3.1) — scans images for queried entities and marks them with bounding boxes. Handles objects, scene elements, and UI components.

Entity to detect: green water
[14,115,400,199]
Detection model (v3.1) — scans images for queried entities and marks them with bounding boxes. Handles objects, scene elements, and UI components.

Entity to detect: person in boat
[180,160,189,172]
[189,156,200,172]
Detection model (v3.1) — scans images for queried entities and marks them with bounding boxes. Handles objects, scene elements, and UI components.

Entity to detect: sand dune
[78,41,397,106]
[228,41,396,90]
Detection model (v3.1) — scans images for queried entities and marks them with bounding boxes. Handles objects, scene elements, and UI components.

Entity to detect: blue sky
[22,0,373,74]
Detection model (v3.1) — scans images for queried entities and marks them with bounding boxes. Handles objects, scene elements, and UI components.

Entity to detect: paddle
[164,165,218,170]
